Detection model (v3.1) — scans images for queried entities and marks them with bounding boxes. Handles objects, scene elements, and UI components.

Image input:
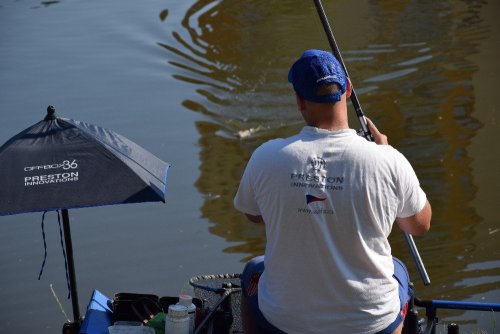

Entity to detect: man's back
[236,49,430,334]
[234,126,427,333]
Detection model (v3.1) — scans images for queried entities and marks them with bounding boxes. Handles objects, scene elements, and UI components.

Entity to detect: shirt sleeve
[395,151,427,218]
[233,154,261,216]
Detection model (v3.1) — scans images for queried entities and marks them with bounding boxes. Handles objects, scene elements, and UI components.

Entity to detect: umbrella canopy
[0,106,169,215]
[0,106,170,327]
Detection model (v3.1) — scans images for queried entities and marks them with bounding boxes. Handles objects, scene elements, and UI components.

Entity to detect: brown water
[0,0,499,333]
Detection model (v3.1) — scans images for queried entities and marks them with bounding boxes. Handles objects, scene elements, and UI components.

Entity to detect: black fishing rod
[313,0,431,286]
[313,0,373,142]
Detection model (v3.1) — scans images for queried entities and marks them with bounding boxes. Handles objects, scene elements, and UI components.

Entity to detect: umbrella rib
[103,140,169,186]
[68,119,169,187]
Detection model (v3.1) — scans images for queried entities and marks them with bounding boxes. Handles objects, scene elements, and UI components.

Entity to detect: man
[234,49,431,334]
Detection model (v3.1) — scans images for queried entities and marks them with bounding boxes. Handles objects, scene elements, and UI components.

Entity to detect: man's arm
[245,214,264,224]
[367,117,432,236]
[395,200,431,236]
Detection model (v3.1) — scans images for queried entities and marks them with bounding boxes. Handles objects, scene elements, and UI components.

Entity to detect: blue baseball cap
[288,49,347,103]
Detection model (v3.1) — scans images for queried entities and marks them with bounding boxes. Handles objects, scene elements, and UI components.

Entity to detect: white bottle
[178,295,196,334]
[165,304,189,334]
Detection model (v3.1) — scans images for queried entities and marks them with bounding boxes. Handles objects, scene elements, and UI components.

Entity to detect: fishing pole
[313,0,431,286]
[313,0,373,142]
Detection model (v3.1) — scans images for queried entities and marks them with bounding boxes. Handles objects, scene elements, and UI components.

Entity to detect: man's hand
[365,117,388,145]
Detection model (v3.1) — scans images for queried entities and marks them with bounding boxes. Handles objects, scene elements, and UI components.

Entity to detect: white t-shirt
[234,126,427,334]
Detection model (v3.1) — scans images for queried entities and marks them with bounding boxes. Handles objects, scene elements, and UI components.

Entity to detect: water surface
[0,0,499,332]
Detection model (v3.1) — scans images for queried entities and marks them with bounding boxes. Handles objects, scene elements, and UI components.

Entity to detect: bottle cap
[179,295,193,307]
[168,304,188,318]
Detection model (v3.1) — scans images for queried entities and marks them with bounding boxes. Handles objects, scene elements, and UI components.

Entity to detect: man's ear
[296,92,306,112]
[346,78,352,98]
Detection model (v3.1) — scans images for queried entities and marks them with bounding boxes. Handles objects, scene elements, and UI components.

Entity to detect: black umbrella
[0,106,170,326]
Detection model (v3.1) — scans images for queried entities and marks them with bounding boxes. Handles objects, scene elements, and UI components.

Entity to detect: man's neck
[311,119,349,131]
[305,104,349,131]
[299,94,350,131]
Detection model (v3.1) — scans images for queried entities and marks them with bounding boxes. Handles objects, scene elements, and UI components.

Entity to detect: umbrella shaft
[62,209,81,323]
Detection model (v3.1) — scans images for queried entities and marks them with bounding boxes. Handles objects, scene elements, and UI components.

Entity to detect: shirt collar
[300,126,357,137]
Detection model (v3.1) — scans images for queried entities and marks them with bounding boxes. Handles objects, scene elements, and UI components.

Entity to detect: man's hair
[316,83,342,97]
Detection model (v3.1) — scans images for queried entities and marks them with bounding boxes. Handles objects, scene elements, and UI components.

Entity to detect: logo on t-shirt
[306,194,326,205]
[310,157,326,172]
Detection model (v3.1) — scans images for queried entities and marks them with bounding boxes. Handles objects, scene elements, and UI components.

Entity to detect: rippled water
[0,0,499,333]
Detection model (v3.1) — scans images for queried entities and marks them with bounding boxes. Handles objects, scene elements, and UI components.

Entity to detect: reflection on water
[160,0,499,307]
[158,0,318,135]
[159,0,498,326]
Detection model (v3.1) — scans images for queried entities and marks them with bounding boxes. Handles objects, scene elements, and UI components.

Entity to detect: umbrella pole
[61,209,81,324]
